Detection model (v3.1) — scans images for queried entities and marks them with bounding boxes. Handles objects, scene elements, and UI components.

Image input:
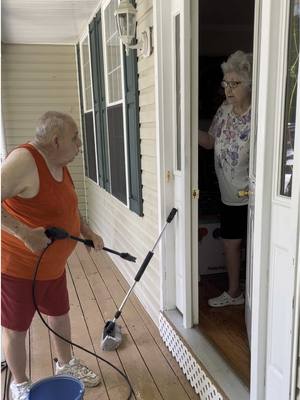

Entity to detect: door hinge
[192,188,199,200]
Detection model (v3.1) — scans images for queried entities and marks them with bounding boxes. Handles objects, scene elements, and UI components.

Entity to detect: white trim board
[163,310,249,400]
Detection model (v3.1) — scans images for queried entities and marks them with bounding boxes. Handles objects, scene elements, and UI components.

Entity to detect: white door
[155,0,192,328]
[244,0,262,343]
[253,0,300,398]
[172,0,185,315]
[171,0,192,326]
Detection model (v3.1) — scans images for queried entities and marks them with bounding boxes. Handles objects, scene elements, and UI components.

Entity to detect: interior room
[197,0,255,387]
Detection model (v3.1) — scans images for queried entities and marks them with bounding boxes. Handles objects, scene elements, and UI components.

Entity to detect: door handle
[238,190,253,197]
[192,189,199,200]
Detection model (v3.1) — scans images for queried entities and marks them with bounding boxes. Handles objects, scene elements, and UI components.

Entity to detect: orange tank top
[1,144,80,280]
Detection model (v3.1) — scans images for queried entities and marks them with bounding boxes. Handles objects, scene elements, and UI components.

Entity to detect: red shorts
[1,271,70,332]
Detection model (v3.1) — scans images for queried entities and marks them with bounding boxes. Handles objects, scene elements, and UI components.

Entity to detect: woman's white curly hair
[221,50,253,87]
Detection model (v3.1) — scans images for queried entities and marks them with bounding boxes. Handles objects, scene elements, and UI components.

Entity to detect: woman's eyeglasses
[221,80,242,89]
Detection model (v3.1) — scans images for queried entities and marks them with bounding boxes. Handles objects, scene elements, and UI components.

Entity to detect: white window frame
[102,0,130,207]
[80,33,94,113]
[79,30,99,185]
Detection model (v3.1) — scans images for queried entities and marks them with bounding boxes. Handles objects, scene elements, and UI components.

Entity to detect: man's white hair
[221,50,253,87]
[36,111,75,143]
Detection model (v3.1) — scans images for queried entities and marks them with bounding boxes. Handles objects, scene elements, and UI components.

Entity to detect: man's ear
[51,134,60,150]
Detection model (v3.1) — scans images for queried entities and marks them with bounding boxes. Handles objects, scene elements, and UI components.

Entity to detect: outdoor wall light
[114,0,152,57]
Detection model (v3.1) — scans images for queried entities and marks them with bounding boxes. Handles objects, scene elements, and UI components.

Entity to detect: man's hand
[21,226,52,255]
[79,212,104,252]
[85,232,104,252]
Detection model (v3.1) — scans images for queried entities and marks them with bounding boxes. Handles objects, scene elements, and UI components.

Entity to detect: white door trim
[249,0,273,397]
[291,54,300,390]
[190,0,199,325]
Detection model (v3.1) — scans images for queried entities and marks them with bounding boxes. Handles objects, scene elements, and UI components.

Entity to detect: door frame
[154,0,198,328]
[250,0,300,398]
[155,0,300,398]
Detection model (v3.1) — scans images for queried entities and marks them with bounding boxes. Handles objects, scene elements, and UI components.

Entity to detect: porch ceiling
[1,0,100,44]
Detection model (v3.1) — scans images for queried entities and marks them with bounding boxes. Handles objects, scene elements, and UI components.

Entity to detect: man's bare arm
[1,149,51,253]
[79,213,104,251]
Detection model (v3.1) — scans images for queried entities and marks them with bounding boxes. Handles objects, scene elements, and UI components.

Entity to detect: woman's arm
[198,130,215,150]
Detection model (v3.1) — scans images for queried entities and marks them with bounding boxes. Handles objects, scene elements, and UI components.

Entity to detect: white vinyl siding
[2,44,86,215]
[85,0,160,323]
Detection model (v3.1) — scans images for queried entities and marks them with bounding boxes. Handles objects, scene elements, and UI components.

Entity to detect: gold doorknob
[192,189,199,199]
[238,190,249,197]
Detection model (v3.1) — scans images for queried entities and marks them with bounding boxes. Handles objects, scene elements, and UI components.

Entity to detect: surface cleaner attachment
[101,208,178,351]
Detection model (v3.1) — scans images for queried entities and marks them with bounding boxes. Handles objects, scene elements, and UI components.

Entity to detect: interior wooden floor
[197,274,250,387]
[1,245,199,400]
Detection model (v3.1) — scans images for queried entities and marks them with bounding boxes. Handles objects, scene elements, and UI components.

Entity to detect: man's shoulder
[3,146,37,175]
[5,146,35,163]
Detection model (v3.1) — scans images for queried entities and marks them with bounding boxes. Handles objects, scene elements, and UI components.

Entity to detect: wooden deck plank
[3,245,198,400]
[76,246,165,399]
[68,251,132,400]
[104,259,199,400]
[88,247,196,400]
[65,266,109,400]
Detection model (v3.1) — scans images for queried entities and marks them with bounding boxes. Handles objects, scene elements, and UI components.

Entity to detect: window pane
[84,111,97,182]
[81,36,93,111]
[175,14,181,171]
[107,104,127,204]
[104,0,122,103]
[280,1,299,196]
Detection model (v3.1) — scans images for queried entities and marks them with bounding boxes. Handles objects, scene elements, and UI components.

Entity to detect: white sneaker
[55,357,101,387]
[208,291,245,307]
[10,380,31,400]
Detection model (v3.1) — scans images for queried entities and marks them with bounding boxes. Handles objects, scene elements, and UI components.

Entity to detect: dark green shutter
[123,4,143,216]
[89,13,110,190]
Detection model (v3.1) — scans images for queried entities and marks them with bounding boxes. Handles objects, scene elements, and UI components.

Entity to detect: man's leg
[2,327,28,383]
[223,238,242,297]
[48,313,72,364]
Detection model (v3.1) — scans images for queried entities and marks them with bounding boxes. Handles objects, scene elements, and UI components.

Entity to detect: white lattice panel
[159,313,224,400]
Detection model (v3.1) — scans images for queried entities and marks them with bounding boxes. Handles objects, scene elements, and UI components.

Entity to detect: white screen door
[171,0,192,326]
[157,0,192,327]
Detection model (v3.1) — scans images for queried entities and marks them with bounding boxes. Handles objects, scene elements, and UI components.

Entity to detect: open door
[245,0,261,343]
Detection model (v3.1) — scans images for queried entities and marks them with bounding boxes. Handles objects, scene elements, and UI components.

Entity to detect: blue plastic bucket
[29,375,84,400]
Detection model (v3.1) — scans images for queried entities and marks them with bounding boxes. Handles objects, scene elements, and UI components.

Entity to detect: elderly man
[1,111,103,400]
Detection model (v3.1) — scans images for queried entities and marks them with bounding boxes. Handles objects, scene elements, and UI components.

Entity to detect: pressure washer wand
[45,227,136,262]
[116,207,178,313]
[101,208,178,351]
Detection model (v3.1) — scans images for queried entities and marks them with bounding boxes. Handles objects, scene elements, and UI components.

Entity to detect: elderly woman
[199,50,252,307]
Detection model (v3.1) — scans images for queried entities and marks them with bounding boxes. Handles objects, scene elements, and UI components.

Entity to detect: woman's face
[222,71,251,108]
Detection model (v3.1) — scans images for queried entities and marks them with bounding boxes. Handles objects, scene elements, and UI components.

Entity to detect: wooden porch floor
[2,245,199,400]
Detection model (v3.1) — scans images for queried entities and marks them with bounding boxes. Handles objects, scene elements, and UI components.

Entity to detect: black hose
[29,244,133,400]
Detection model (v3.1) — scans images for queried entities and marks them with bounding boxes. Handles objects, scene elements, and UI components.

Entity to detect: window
[103,0,127,204]
[85,0,143,215]
[77,38,97,182]
[280,0,299,196]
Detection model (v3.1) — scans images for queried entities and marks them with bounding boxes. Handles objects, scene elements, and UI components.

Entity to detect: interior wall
[199,0,254,56]
[1,44,86,214]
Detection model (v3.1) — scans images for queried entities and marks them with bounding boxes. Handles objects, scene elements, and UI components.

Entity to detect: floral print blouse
[209,102,251,205]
